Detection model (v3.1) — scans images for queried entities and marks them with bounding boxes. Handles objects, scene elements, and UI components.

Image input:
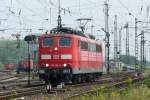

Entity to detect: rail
[63,75,149,100]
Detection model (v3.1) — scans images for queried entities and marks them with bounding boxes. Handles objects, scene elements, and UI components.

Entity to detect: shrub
[142,77,150,88]
[0,62,4,70]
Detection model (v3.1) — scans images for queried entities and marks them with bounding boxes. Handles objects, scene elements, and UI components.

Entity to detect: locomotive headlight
[54,47,58,51]
[63,63,67,67]
[46,64,49,67]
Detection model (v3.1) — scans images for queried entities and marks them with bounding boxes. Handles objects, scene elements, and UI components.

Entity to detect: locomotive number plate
[53,55,59,59]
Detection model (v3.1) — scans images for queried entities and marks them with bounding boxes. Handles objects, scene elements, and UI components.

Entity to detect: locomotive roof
[50,27,95,40]
[50,27,86,37]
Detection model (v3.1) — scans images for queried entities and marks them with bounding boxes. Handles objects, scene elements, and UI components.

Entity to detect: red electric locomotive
[38,27,103,85]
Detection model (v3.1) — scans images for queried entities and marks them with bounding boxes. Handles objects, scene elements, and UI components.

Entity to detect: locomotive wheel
[93,74,96,82]
[72,75,77,84]
[88,75,92,82]
[77,75,82,83]
[72,75,82,84]
[87,75,91,82]
[82,75,86,83]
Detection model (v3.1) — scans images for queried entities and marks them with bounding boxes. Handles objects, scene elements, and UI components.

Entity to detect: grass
[99,85,150,100]
[62,76,150,100]
[47,70,150,100]
[117,85,150,100]
[0,63,4,70]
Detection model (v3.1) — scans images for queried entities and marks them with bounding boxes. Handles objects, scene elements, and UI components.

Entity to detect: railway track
[0,71,148,100]
[0,80,44,91]
[0,76,18,83]
[0,86,46,100]
[0,72,16,81]
[0,72,43,92]
[61,72,135,96]
[0,72,28,82]
[63,75,149,100]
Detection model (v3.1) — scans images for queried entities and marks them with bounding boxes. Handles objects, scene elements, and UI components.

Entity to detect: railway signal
[24,35,36,86]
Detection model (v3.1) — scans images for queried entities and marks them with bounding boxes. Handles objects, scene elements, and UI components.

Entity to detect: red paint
[19,60,33,69]
[38,33,103,73]
[4,64,14,69]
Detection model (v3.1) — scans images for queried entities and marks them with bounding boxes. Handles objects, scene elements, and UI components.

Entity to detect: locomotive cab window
[42,37,53,47]
[59,37,71,47]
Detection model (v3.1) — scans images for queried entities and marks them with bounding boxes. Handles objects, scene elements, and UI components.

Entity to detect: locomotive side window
[59,37,71,47]
[88,43,96,52]
[78,40,80,48]
[81,41,88,50]
[96,44,102,52]
[42,37,53,47]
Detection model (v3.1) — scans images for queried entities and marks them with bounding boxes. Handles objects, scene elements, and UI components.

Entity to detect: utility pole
[114,15,118,63]
[140,31,145,73]
[118,27,122,68]
[49,8,51,24]
[12,33,21,73]
[124,22,129,64]
[58,0,62,29]
[135,18,139,75]
[146,6,149,27]
[104,1,110,74]
[12,33,21,49]
[148,41,150,63]
[91,24,94,35]
[118,27,123,59]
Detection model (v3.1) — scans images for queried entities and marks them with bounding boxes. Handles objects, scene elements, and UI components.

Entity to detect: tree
[120,55,150,66]
[0,39,28,64]
[0,62,4,70]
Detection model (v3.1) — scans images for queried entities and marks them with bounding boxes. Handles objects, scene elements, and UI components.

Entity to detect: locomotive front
[38,34,76,84]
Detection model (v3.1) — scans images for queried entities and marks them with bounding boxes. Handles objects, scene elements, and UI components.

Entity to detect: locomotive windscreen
[42,37,53,47]
[59,37,71,47]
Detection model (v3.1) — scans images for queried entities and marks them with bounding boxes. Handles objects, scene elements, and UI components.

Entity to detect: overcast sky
[0,0,150,59]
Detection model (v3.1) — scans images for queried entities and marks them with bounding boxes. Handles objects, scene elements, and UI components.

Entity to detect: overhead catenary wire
[2,0,105,30]
[117,0,135,18]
